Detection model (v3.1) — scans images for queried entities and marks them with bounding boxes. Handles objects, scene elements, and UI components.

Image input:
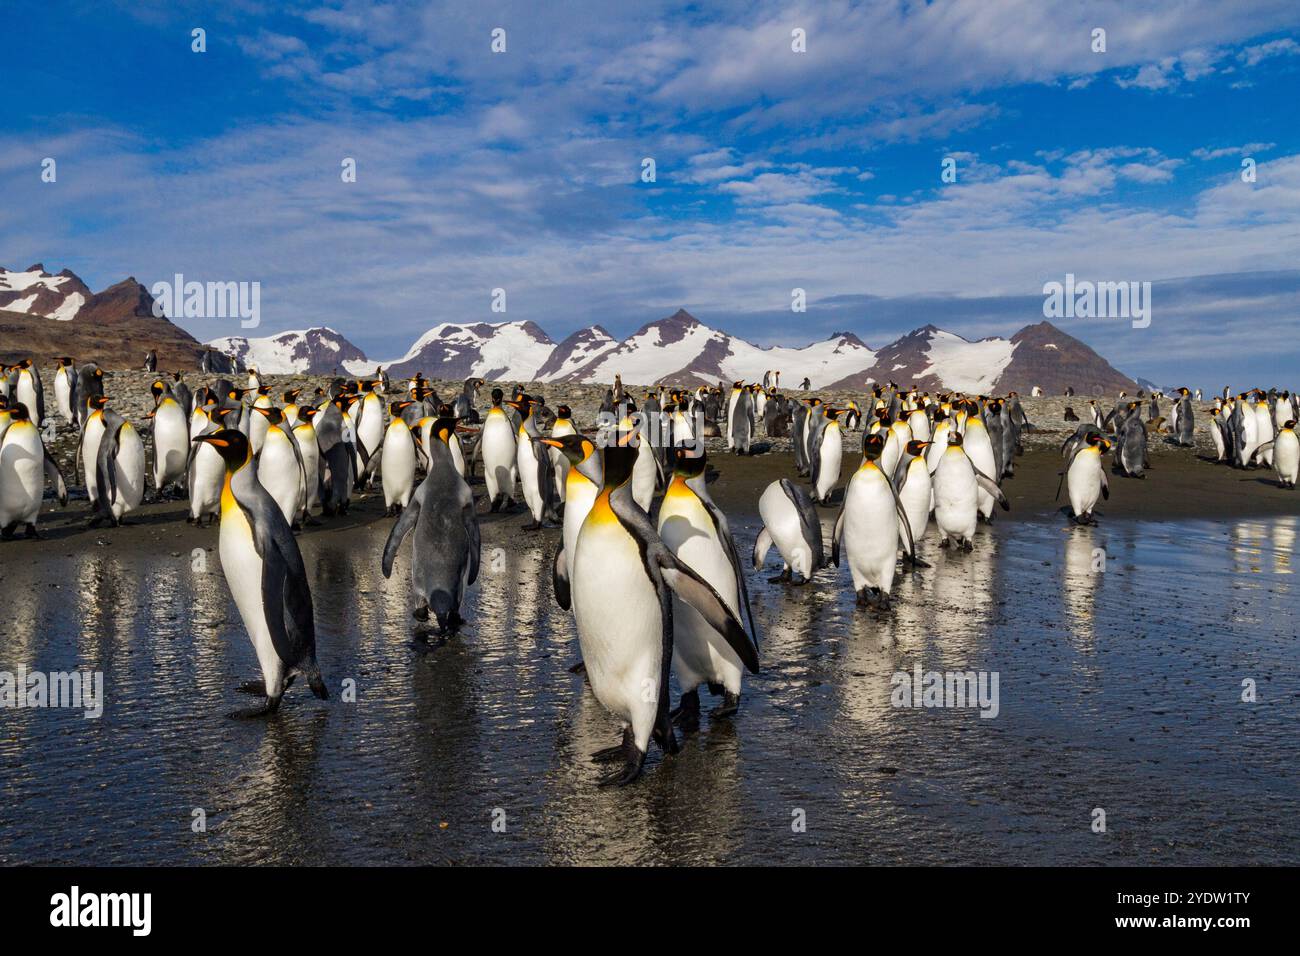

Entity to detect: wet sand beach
[1,373,1297,865]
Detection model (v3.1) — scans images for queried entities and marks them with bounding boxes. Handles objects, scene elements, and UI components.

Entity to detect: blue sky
[2,0,1299,388]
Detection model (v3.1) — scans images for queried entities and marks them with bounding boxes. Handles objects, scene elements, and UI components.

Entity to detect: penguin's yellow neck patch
[589,490,620,526]
[665,474,697,502]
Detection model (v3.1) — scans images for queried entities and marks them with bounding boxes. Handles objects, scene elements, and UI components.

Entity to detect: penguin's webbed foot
[567,660,587,675]
[226,697,281,719]
[710,691,740,720]
[591,727,635,764]
[412,604,430,621]
[961,539,974,552]
[671,689,701,733]
[598,749,646,787]
[234,679,267,696]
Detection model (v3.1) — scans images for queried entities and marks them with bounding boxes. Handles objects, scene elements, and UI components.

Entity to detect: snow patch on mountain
[923,330,1015,394]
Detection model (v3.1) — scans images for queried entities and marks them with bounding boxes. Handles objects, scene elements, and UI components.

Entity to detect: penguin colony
[1,359,1295,785]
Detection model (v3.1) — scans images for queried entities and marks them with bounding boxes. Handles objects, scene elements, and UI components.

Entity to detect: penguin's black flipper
[463,500,481,588]
[780,478,825,568]
[971,463,1010,511]
[752,527,773,571]
[698,495,760,649]
[552,546,571,610]
[240,497,318,673]
[94,416,126,520]
[831,504,846,567]
[43,445,68,506]
[659,556,759,675]
[381,494,422,578]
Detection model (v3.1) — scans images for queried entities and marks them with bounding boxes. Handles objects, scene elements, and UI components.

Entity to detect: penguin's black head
[1285,420,1297,430]
[390,400,413,417]
[601,439,638,489]
[905,439,930,456]
[298,406,318,423]
[430,417,458,445]
[862,432,886,461]
[10,402,31,422]
[672,445,707,478]
[491,388,504,405]
[437,402,454,416]
[947,430,966,448]
[150,380,166,400]
[193,428,251,468]
[556,404,572,419]
[253,405,284,426]
[283,388,301,402]
[171,371,183,382]
[538,433,593,464]
[59,357,73,366]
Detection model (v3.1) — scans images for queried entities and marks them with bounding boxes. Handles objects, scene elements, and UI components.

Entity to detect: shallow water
[1,506,1297,865]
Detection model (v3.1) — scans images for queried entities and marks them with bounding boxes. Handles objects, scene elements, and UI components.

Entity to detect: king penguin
[1062,432,1111,525]
[832,432,915,609]
[253,405,307,528]
[564,437,757,786]
[148,379,190,497]
[91,404,146,527]
[53,357,76,425]
[381,401,419,515]
[931,431,1008,550]
[656,446,760,730]
[479,388,517,512]
[537,433,603,613]
[192,428,329,717]
[753,478,825,584]
[0,403,68,538]
[809,406,843,504]
[188,406,235,525]
[382,415,481,636]
[1270,420,1299,488]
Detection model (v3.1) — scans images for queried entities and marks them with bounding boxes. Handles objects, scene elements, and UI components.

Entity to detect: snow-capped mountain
[0,264,92,321]
[1,263,203,369]
[207,327,371,375]
[534,326,619,381]
[371,309,1135,394]
[382,320,556,381]
[828,321,1135,395]
[555,309,875,388]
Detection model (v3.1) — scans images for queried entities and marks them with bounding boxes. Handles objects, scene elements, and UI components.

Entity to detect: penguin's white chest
[842,465,898,591]
[0,424,44,524]
[1274,431,1299,483]
[258,430,303,521]
[153,403,189,483]
[481,412,516,497]
[110,424,146,516]
[1068,450,1103,515]
[758,483,812,575]
[572,512,663,726]
[218,491,282,684]
[658,486,742,692]
[562,472,598,565]
[381,424,416,507]
[82,416,106,495]
[815,424,842,499]
[933,451,978,538]
[55,374,72,420]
